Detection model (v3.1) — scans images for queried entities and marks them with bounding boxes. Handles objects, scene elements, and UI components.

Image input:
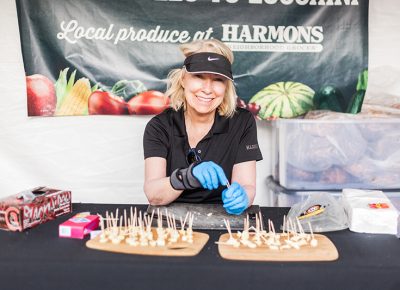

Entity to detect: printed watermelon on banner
[249,82,315,119]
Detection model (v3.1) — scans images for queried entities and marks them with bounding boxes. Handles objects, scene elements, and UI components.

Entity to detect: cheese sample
[343,188,399,235]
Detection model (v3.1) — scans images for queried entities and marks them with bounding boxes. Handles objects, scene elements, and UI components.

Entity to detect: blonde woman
[143,39,262,215]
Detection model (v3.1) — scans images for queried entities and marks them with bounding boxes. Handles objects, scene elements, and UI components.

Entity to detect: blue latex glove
[222,182,249,215]
[192,161,228,190]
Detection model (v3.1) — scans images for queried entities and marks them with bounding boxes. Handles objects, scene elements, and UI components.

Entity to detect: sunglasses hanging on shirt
[186,148,202,165]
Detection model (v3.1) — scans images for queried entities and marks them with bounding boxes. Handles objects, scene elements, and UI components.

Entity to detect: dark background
[16,0,369,105]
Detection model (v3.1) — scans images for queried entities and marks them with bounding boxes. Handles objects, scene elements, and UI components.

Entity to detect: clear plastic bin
[275,118,400,190]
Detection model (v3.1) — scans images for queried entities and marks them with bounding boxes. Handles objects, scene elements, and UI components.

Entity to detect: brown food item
[368,133,400,160]
[319,166,352,184]
[361,103,400,117]
[391,103,400,109]
[287,164,315,181]
[344,150,400,187]
[287,125,367,171]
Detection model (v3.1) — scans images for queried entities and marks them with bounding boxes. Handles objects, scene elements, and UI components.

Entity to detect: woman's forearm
[242,184,256,207]
[144,176,183,205]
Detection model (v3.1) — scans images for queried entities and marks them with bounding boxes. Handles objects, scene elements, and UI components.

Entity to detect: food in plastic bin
[279,110,400,189]
[286,121,367,172]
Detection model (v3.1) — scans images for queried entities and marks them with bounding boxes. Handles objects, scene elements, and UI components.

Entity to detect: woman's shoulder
[233,107,254,121]
[227,107,258,132]
[148,107,176,123]
[145,107,180,130]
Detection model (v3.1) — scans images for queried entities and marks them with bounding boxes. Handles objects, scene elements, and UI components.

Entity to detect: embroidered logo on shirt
[246,144,259,150]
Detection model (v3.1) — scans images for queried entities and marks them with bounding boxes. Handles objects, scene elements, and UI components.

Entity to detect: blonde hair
[166,39,237,117]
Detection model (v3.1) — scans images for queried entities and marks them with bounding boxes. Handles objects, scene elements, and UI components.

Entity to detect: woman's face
[182,72,227,116]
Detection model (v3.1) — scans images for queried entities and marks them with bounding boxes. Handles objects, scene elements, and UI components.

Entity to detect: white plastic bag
[284,192,349,233]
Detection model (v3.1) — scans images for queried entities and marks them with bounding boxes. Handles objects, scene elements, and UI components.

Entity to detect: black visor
[184,52,233,81]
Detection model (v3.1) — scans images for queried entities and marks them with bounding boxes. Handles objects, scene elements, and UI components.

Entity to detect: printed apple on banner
[26,74,57,116]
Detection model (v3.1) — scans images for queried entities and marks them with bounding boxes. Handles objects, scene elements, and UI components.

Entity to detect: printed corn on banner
[16,0,368,118]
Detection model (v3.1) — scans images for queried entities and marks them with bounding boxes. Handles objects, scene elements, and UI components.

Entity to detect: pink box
[59,212,99,239]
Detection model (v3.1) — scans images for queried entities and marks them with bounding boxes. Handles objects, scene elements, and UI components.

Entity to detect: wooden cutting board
[218,233,338,262]
[86,230,209,257]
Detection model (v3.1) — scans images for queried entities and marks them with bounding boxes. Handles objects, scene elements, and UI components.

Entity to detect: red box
[59,213,99,239]
[0,186,72,232]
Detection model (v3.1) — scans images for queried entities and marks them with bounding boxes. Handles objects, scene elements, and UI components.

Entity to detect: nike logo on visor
[208,56,219,61]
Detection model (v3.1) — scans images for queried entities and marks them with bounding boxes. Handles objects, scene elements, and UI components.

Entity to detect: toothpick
[255,215,260,232]
[157,209,163,228]
[292,218,297,234]
[258,212,264,232]
[172,214,177,231]
[138,211,143,232]
[296,217,304,235]
[118,216,124,239]
[124,209,127,231]
[150,210,155,227]
[308,222,318,247]
[270,220,276,235]
[97,213,107,241]
[308,222,314,237]
[224,219,233,238]
[188,213,194,230]
[115,208,119,224]
[166,213,171,230]
[290,218,296,236]
[165,210,171,229]
[130,207,133,223]
[105,211,110,232]
[110,212,115,231]
[133,208,138,228]
[283,215,286,235]
[159,211,163,229]
[183,212,189,229]
[225,218,242,247]
[98,214,104,232]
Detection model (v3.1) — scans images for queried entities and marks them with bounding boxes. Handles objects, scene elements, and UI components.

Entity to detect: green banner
[16,0,368,117]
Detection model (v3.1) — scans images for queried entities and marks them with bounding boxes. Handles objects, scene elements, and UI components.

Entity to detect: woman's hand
[222,182,249,215]
[192,161,228,190]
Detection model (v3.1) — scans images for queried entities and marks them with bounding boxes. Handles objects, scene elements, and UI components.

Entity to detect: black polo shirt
[143,107,263,203]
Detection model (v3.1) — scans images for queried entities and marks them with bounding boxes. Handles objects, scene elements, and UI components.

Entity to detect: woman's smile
[196,94,215,103]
